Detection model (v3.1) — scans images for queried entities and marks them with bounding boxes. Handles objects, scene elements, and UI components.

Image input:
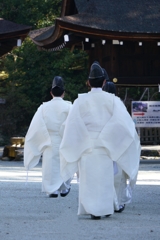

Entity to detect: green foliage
[0,0,62,28]
[1,38,88,141]
[0,0,88,143]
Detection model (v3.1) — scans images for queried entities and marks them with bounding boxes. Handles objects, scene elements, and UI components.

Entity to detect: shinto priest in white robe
[24,97,72,194]
[60,88,141,216]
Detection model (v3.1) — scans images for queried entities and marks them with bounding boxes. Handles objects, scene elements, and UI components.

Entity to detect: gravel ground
[0,159,160,240]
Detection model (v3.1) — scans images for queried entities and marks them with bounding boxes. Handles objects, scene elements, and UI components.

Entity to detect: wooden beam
[57,19,160,41]
[113,77,160,86]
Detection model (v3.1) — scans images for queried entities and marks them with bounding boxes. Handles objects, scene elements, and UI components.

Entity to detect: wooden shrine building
[29,0,160,144]
[0,18,31,57]
[29,0,160,87]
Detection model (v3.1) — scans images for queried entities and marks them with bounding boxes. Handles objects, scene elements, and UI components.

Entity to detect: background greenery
[0,0,160,145]
[0,0,88,144]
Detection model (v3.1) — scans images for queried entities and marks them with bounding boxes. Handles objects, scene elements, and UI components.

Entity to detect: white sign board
[131,101,160,128]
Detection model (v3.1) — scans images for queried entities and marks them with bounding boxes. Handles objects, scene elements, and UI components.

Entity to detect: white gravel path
[0,160,160,240]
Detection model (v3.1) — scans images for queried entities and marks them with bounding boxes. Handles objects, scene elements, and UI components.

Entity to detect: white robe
[24,97,72,194]
[114,166,136,209]
[60,89,141,216]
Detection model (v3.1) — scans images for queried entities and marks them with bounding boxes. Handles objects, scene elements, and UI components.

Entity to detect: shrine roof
[0,18,31,35]
[29,0,160,48]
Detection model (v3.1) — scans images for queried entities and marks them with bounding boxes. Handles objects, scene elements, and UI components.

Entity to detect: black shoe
[105,214,111,217]
[49,193,58,198]
[90,215,101,220]
[115,204,125,213]
[60,188,71,197]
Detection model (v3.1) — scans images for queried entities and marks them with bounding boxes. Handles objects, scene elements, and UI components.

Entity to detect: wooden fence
[140,128,160,145]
